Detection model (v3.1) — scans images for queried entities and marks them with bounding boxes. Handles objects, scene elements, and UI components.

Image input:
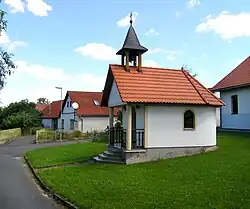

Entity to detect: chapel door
[131,106,136,148]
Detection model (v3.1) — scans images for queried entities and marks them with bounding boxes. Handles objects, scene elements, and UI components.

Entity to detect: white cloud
[165,50,183,61]
[1,60,106,106]
[176,11,181,18]
[8,41,27,52]
[3,0,25,13]
[26,0,52,16]
[236,57,245,65]
[3,0,52,16]
[0,32,10,44]
[147,48,183,61]
[187,0,200,8]
[143,60,160,68]
[147,48,165,54]
[117,12,139,27]
[195,11,250,39]
[75,43,118,61]
[145,28,159,36]
[0,32,27,51]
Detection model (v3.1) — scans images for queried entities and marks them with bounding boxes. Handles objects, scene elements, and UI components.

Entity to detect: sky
[0,0,250,106]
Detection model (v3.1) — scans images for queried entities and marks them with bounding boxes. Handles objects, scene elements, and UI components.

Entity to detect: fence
[36,129,109,143]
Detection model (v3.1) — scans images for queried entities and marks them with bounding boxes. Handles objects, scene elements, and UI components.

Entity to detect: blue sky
[0,0,250,105]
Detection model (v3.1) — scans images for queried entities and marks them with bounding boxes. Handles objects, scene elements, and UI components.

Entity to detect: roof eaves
[185,71,225,106]
[211,83,250,92]
[181,70,208,105]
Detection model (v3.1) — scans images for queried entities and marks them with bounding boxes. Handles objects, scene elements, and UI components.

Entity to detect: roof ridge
[188,72,225,105]
[68,90,103,93]
[182,70,209,104]
[109,64,181,71]
[51,100,63,103]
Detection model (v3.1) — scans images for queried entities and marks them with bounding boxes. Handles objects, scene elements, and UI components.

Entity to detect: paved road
[0,136,84,209]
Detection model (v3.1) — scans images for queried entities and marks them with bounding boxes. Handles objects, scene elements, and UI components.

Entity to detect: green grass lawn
[26,142,107,168]
[31,132,250,209]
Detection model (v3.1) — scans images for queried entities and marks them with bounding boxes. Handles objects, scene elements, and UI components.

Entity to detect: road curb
[24,155,78,209]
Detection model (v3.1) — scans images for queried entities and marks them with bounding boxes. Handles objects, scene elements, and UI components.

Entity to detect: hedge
[0,128,22,142]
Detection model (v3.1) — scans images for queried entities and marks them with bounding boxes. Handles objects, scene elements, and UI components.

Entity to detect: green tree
[0,99,42,131]
[181,65,197,77]
[0,1,16,90]
[3,111,41,130]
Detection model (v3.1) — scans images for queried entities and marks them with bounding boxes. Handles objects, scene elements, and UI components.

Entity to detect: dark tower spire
[116,12,148,72]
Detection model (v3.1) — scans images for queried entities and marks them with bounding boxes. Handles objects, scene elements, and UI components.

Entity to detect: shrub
[98,132,108,143]
[30,127,42,135]
[36,129,56,141]
[73,130,82,138]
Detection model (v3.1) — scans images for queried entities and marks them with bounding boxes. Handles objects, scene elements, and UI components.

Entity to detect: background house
[60,91,117,132]
[211,56,250,130]
[35,104,48,112]
[208,89,221,127]
[41,100,62,130]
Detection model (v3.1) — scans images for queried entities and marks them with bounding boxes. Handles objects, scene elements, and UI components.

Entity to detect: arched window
[184,110,195,129]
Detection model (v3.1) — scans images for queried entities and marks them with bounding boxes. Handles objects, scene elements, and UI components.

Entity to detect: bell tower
[116,13,148,72]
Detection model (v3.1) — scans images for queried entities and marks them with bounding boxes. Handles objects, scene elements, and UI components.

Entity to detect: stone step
[98,153,124,161]
[93,156,125,164]
[108,146,123,153]
[103,151,124,158]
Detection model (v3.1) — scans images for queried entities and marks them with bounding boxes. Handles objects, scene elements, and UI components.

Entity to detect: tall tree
[37,97,50,104]
[0,99,42,130]
[181,65,197,78]
[0,1,16,90]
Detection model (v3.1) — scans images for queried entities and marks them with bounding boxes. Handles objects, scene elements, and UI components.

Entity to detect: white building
[94,18,223,164]
[59,91,117,132]
[211,56,250,130]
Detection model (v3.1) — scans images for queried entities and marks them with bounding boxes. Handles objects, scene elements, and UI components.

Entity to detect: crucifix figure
[130,12,133,24]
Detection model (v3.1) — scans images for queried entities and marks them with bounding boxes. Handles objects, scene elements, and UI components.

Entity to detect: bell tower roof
[116,13,148,55]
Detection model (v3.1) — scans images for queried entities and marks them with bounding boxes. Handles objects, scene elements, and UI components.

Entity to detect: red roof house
[60,91,118,132]
[212,56,250,91]
[211,56,250,130]
[40,100,63,129]
[65,91,117,117]
[41,100,62,119]
[35,104,48,112]
[94,15,223,164]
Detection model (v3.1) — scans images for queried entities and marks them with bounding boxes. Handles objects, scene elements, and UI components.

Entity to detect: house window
[184,110,195,129]
[231,95,238,114]
[70,119,74,130]
[61,119,64,130]
[93,100,100,106]
[67,101,72,107]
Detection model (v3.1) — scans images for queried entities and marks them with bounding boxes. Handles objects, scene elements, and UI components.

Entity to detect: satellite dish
[72,102,79,110]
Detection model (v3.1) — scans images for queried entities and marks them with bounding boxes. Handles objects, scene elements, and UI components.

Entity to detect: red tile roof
[35,104,48,111]
[41,100,62,119]
[102,64,224,106]
[67,91,118,116]
[212,56,250,91]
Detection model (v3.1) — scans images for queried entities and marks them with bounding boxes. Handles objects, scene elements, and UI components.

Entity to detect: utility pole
[55,86,63,142]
